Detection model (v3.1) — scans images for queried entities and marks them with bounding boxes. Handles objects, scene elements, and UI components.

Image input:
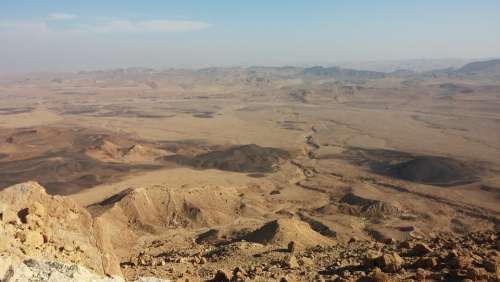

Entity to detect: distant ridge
[455,59,500,74]
[303,66,386,79]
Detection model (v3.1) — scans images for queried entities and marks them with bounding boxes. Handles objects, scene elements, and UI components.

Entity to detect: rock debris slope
[1,181,499,281]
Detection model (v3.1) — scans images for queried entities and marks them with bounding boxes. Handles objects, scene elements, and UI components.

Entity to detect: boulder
[412,243,433,255]
[450,255,472,269]
[212,269,231,282]
[364,250,382,268]
[349,236,359,244]
[415,257,438,269]
[300,257,314,267]
[483,259,498,273]
[398,241,412,249]
[415,268,429,280]
[359,268,391,282]
[374,253,404,273]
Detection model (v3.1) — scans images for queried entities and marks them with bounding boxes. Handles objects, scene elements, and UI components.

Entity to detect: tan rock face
[0,182,122,277]
[1,208,19,224]
[19,230,44,247]
[30,201,46,217]
[0,257,125,282]
[0,237,9,252]
[286,255,299,269]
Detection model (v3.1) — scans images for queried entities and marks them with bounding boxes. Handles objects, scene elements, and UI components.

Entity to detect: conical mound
[241,218,334,248]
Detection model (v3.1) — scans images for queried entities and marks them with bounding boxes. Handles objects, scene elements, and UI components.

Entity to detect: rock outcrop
[0,182,121,277]
[0,257,170,282]
[0,257,123,282]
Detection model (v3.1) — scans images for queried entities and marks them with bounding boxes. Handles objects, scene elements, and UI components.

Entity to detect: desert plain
[0,62,499,281]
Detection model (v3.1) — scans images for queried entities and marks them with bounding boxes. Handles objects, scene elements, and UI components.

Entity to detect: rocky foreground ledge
[0,182,499,281]
[0,257,122,282]
[0,256,169,282]
[0,182,169,281]
[122,231,500,281]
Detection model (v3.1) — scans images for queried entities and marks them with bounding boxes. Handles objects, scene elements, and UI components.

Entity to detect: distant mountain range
[290,59,500,80]
[455,59,500,74]
[12,58,500,83]
[303,66,386,79]
[333,58,479,72]
[425,59,500,78]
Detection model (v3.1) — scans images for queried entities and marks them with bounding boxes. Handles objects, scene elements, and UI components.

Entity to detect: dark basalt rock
[387,156,478,186]
[186,144,290,173]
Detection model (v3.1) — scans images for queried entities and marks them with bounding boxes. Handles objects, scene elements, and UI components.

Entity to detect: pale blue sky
[1,1,499,72]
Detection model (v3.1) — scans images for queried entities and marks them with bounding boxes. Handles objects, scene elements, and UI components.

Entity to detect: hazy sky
[1,0,499,72]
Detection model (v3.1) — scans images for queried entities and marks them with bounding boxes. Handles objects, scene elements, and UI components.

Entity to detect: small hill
[186,144,290,173]
[91,184,252,231]
[338,192,401,217]
[120,144,172,163]
[388,156,478,186]
[240,218,334,249]
[341,148,480,187]
[86,139,171,164]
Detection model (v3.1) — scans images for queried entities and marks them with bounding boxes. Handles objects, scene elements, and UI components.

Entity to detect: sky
[1,0,499,73]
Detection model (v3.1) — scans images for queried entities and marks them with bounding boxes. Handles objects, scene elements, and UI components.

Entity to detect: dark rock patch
[0,151,161,195]
[338,193,400,217]
[192,112,214,118]
[178,144,290,173]
[298,213,337,238]
[247,173,267,178]
[340,148,479,187]
[196,229,220,244]
[387,157,478,186]
[288,89,309,103]
[439,83,474,94]
[0,107,34,115]
[303,66,386,79]
[94,188,134,207]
